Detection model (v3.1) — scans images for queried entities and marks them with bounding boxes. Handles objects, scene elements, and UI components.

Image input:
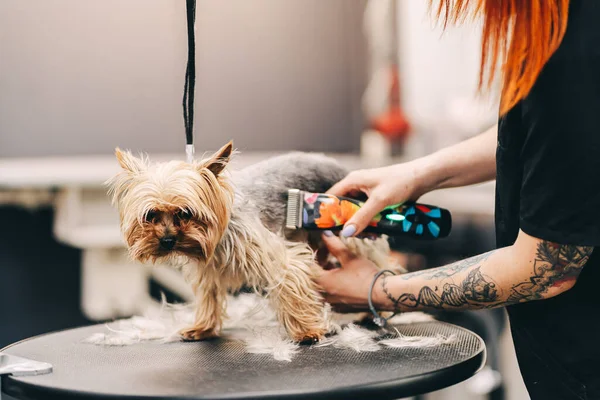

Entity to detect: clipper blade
[285,189,303,229]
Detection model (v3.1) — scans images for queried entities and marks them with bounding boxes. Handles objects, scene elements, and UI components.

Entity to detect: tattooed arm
[316,230,593,313]
[372,230,593,312]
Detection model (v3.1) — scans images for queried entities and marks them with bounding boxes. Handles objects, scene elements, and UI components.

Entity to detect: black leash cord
[183,0,196,152]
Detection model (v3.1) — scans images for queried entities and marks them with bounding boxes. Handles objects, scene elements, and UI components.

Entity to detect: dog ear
[201,140,234,176]
[115,147,146,174]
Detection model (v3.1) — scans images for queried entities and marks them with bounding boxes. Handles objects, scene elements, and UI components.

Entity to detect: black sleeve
[518,26,600,246]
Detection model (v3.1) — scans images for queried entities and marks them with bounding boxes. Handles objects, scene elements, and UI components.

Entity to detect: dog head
[106,141,235,264]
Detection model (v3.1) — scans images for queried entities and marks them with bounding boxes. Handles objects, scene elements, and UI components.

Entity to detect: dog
[106,141,395,343]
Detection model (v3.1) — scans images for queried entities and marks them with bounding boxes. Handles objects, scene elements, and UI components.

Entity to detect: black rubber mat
[1,321,485,400]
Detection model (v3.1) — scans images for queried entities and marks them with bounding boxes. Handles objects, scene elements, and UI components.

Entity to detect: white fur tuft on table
[83,293,459,362]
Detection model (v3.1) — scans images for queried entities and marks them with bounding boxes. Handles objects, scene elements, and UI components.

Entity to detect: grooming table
[1,321,485,400]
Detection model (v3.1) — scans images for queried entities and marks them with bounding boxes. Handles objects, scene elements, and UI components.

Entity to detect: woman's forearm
[373,236,593,313]
[414,124,498,194]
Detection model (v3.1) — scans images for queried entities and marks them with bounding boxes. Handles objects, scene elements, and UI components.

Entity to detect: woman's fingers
[326,170,368,197]
[326,178,355,197]
[314,244,381,312]
[325,170,391,237]
[340,194,387,237]
[321,232,352,264]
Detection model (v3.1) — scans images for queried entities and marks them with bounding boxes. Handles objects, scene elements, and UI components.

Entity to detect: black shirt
[496,1,600,399]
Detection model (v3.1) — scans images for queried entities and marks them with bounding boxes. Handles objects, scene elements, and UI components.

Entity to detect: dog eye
[177,209,192,220]
[145,210,157,223]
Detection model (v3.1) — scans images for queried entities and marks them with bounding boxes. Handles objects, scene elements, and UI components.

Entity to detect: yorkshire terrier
[106,141,394,343]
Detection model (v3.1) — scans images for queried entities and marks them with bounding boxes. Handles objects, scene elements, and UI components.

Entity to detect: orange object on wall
[370,65,410,142]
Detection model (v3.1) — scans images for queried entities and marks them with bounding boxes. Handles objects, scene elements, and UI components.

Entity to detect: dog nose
[159,236,176,250]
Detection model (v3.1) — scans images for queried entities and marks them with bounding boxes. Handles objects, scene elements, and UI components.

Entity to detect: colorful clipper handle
[367,200,452,239]
[301,192,451,239]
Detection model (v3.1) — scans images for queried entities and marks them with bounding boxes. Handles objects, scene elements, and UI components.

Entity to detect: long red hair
[432,0,570,115]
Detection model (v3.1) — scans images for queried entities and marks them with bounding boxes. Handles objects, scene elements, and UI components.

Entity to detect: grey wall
[0,0,367,158]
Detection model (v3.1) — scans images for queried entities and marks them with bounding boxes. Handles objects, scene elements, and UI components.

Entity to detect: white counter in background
[0,151,496,213]
[0,152,495,321]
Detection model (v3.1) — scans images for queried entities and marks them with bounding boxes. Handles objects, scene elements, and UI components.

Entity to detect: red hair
[432,0,570,115]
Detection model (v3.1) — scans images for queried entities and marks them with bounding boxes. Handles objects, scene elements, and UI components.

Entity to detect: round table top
[1,321,485,400]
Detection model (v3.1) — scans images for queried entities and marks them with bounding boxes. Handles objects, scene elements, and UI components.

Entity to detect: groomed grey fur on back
[231,152,349,233]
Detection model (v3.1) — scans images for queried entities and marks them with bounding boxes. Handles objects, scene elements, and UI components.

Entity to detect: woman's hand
[314,232,387,313]
[327,161,428,237]
[328,125,499,237]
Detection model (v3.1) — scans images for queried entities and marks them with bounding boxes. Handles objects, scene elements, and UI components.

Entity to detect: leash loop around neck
[183,0,196,163]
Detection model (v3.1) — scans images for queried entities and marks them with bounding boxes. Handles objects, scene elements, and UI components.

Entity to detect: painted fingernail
[323,230,334,237]
[341,225,356,238]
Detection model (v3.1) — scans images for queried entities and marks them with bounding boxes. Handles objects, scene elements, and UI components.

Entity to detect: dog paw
[180,327,218,342]
[294,329,327,345]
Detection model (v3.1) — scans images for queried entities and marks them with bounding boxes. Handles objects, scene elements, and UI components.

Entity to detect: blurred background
[0,1,525,399]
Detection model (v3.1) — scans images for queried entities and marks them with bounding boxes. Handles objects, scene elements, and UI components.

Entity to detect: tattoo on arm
[383,241,593,311]
[386,267,500,309]
[384,250,499,310]
[507,242,593,303]
[399,250,496,280]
